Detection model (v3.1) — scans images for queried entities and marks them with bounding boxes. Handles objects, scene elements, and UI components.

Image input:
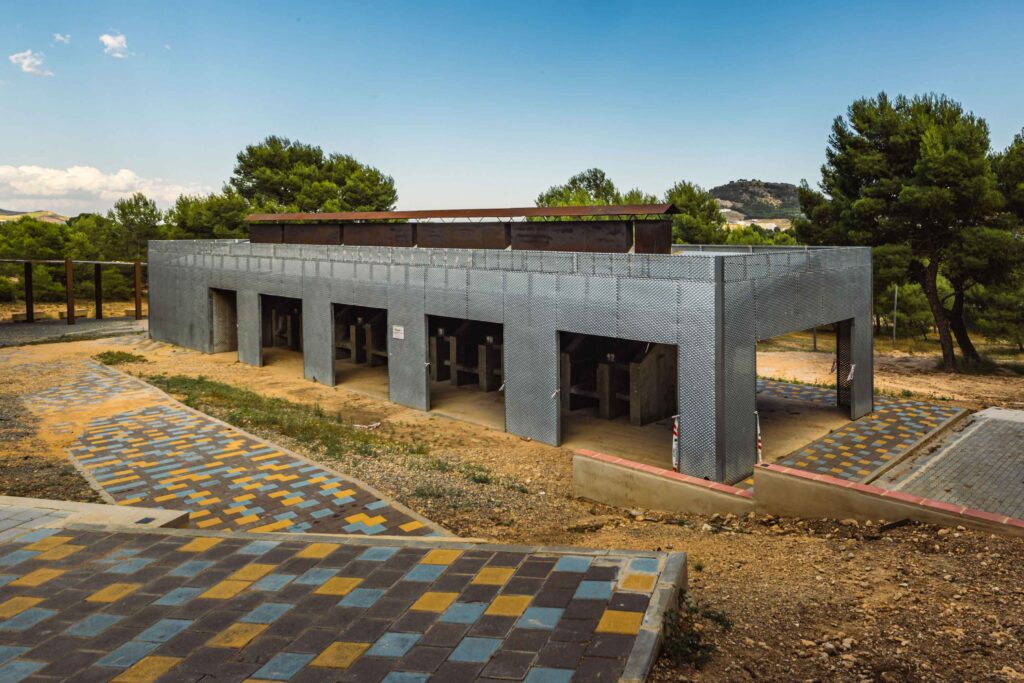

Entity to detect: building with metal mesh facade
[148,240,872,484]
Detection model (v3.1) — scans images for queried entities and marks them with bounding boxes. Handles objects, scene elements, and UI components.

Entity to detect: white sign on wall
[392,325,405,340]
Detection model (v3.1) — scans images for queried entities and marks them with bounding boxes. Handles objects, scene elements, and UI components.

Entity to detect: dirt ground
[758,350,1024,410]
[1,335,1023,681]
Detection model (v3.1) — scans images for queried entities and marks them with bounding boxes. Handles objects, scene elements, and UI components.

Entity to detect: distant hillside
[0,209,68,224]
[710,180,801,220]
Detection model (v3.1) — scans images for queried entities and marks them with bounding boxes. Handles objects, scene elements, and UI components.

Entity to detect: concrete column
[719,278,758,484]
[850,313,874,419]
[302,294,334,385]
[237,290,263,366]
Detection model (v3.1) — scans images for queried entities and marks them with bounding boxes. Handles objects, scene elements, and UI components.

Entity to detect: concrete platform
[0,318,147,348]
[886,408,1024,520]
[0,496,187,544]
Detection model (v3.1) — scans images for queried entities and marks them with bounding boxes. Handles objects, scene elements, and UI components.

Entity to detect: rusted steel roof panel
[245,204,677,223]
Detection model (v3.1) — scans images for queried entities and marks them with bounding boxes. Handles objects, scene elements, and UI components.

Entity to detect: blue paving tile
[339,588,386,609]
[628,558,659,574]
[450,636,502,663]
[154,587,203,607]
[518,607,564,630]
[358,547,398,562]
[524,668,574,683]
[0,609,55,632]
[553,556,592,573]
[252,652,315,681]
[238,540,280,556]
[241,603,293,624]
[440,602,488,625]
[253,573,297,592]
[573,581,614,601]
[0,660,43,682]
[382,673,430,683]
[96,640,160,668]
[169,559,214,577]
[137,618,193,643]
[13,529,58,543]
[0,551,38,567]
[66,614,123,637]
[403,564,445,582]
[293,568,339,586]
[0,647,28,665]
[106,557,154,574]
[367,632,421,658]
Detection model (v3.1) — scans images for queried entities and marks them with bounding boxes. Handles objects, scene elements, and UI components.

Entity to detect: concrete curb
[621,551,688,682]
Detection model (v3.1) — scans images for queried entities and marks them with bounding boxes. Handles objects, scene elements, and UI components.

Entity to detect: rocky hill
[710,180,801,220]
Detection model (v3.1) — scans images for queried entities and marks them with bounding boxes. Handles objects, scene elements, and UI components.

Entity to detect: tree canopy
[229,135,397,213]
[797,93,1011,371]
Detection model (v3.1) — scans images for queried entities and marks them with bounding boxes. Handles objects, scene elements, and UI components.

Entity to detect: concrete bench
[59,308,88,319]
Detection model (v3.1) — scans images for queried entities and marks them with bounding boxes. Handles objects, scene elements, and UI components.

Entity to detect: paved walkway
[0,520,682,683]
[27,361,442,538]
[890,408,1024,520]
[0,318,147,348]
[735,380,965,488]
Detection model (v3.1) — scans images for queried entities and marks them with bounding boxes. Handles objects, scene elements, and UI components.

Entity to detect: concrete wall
[754,464,1024,537]
[148,240,872,483]
[573,452,754,516]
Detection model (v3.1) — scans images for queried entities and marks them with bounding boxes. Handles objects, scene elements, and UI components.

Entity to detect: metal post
[23,261,34,323]
[812,326,817,352]
[94,263,103,320]
[65,258,75,325]
[133,261,143,320]
[892,285,898,346]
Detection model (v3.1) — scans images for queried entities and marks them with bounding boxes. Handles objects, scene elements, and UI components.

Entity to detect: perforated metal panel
[148,240,873,483]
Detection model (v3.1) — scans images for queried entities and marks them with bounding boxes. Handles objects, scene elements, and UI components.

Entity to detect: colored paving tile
[732,380,963,489]
[0,525,683,682]
[776,399,962,482]
[30,362,440,538]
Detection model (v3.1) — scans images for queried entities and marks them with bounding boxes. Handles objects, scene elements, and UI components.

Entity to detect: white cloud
[53,33,71,44]
[0,165,210,213]
[99,32,128,58]
[8,49,53,77]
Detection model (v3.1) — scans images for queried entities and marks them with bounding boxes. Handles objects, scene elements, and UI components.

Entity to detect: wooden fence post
[134,261,143,320]
[23,261,34,323]
[94,263,103,319]
[65,258,75,325]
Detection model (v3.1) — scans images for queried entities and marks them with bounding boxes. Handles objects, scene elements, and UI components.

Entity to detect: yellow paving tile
[619,573,657,592]
[399,521,424,532]
[112,656,182,683]
[189,510,211,520]
[421,549,461,565]
[200,580,252,599]
[196,517,224,529]
[36,544,84,561]
[472,567,515,586]
[484,594,532,617]
[595,609,644,635]
[296,543,339,559]
[410,591,459,613]
[234,515,260,526]
[281,497,303,506]
[87,583,141,603]
[234,494,256,502]
[207,622,268,648]
[229,564,276,581]
[0,596,43,618]
[10,568,65,587]
[178,537,222,552]
[310,641,370,669]
[154,494,179,503]
[24,535,73,551]
[315,577,363,596]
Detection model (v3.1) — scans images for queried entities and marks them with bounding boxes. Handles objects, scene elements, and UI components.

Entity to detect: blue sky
[3,1,1024,214]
